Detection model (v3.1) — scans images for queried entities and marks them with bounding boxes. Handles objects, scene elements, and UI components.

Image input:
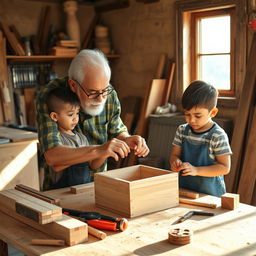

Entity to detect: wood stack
[0,188,88,246]
[0,189,62,224]
[49,40,78,57]
[225,32,256,205]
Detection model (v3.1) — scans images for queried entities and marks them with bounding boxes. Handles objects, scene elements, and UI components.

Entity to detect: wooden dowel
[179,198,217,209]
[88,226,107,240]
[31,239,65,246]
[179,188,199,199]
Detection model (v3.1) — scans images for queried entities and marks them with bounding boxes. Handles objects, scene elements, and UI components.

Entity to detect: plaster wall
[101,0,176,102]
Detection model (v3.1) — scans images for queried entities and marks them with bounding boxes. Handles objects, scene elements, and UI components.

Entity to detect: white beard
[82,98,106,116]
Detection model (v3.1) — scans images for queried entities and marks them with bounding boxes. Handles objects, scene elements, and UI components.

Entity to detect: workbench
[0,183,255,256]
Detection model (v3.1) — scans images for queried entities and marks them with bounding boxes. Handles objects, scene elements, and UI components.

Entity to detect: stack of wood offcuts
[94,25,112,55]
[0,185,87,246]
[49,40,78,56]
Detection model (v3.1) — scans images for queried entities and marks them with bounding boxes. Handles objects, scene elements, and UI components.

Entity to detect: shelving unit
[6,54,120,62]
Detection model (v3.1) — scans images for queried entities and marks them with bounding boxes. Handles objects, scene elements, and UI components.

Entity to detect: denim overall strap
[179,124,226,197]
[52,162,91,189]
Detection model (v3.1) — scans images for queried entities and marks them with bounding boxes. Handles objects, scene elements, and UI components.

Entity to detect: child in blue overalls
[169,80,232,197]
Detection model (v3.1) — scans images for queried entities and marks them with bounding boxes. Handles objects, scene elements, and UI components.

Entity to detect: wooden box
[94,165,178,218]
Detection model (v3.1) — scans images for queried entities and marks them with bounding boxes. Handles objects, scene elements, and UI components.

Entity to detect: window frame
[190,8,235,97]
[175,0,247,108]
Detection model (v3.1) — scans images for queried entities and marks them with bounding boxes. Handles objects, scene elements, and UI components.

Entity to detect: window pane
[200,16,230,54]
[200,55,230,90]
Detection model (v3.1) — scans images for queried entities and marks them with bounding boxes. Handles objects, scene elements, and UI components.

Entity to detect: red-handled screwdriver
[63,208,128,231]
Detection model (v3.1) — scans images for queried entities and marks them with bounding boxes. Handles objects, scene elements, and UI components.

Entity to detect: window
[175,0,247,104]
[191,9,235,97]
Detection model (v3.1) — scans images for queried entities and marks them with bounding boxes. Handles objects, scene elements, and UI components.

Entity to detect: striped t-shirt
[172,122,232,161]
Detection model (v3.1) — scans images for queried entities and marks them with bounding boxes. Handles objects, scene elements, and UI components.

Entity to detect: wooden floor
[8,245,24,256]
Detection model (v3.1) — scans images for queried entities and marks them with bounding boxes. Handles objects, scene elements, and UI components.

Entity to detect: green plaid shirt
[36,77,128,189]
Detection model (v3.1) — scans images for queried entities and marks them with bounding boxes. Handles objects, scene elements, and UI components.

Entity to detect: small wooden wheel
[168,228,193,245]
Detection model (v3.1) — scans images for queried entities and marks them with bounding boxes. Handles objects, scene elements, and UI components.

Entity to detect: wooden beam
[161,61,175,105]
[237,106,256,204]
[225,32,256,192]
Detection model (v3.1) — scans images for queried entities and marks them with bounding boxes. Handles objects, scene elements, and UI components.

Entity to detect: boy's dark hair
[46,87,80,113]
[182,80,218,111]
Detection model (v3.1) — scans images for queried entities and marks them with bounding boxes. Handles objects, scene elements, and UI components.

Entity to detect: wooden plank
[237,106,256,204]
[226,32,256,193]
[140,79,166,130]
[81,14,99,49]
[179,198,218,209]
[0,126,37,142]
[179,188,199,199]
[0,239,8,256]
[127,79,166,166]
[161,61,175,105]
[24,88,36,127]
[15,184,60,205]
[0,22,25,56]
[154,53,166,79]
[37,5,51,54]
[31,239,65,246]
[0,32,15,123]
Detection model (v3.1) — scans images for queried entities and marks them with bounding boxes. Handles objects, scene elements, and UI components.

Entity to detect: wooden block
[179,188,199,199]
[70,183,92,194]
[94,165,178,218]
[221,193,240,210]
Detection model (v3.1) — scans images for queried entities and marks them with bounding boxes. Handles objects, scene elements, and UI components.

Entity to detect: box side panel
[97,165,140,180]
[139,165,172,179]
[94,174,130,216]
[130,173,178,217]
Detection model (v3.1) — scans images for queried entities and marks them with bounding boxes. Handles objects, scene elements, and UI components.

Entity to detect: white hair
[68,49,111,84]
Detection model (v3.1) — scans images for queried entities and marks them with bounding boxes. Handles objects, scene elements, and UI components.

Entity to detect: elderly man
[37,49,149,190]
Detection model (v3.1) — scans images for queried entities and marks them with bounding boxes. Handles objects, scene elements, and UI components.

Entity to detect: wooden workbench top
[0,126,37,142]
[0,184,255,256]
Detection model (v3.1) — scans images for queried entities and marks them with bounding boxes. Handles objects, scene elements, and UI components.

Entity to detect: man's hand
[123,135,149,157]
[99,138,131,161]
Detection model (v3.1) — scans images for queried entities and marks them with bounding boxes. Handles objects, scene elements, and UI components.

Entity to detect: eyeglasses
[74,79,113,99]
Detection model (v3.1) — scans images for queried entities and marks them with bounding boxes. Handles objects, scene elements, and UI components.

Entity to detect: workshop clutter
[94,25,112,54]
[94,165,179,218]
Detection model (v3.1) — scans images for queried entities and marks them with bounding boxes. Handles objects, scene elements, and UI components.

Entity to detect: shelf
[6,54,120,62]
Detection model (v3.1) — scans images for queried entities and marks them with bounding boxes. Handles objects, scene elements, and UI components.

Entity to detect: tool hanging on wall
[171,210,214,225]
[63,208,128,231]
